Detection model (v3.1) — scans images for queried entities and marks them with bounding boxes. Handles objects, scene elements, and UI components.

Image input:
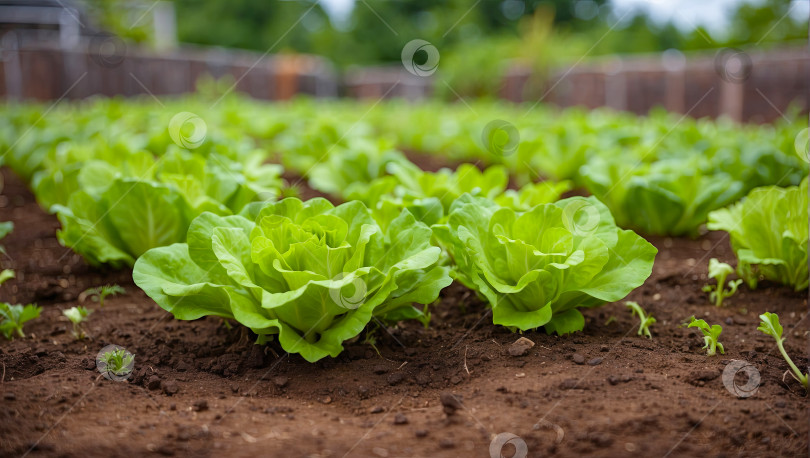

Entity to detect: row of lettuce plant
[0,95,805,362]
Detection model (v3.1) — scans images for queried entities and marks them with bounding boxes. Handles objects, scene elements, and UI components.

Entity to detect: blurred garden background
[0,0,807,121]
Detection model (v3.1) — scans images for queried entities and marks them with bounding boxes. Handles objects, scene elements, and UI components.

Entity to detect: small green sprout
[0,303,41,339]
[626,301,655,338]
[686,316,725,356]
[0,221,12,255]
[99,348,135,378]
[80,284,126,307]
[63,306,92,340]
[0,269,14,286]
[702,258,743,307]
[757,312,808,390]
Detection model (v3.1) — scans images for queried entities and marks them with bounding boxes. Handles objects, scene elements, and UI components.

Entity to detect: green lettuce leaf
[435,194,656,334]
[708,178,808,291]
[133,198,451,362]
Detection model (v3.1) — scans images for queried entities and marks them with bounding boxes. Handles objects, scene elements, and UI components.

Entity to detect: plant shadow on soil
[0,167,807,458]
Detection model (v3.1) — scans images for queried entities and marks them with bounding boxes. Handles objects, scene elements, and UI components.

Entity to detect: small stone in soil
[373,364,389,375]
[147,375,161,391]
[272,376,289,388]
[507,337,535,357]
[415,429,429,438]
[439,438,455,449]
[572,354,585,365]
[3,392,15,401]
[440,392,463,416]
[193,400,208,412]
[161,381,179,396]
[387,372,404,386]
[393,413,408,425]
[588,357,603,366]
[370,406,384,414]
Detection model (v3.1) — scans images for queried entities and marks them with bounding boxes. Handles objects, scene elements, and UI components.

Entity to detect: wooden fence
[1,37,807,123]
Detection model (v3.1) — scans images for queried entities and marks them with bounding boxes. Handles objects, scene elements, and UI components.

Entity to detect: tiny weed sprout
[0,269,14,285]
[757,312,808,390]
[80,284,126,307]
[702,258,743,307]
[63,306,92,340]
[0,303,41,339]
[99,348,135,379]
[686,316,725,356]
[626,301,655,338]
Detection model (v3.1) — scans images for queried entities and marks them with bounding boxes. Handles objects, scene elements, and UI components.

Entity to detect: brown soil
[0,166,808,458]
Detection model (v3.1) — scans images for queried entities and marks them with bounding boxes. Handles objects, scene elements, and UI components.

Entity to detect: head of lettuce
[133,198,452,362]
[433,194,657,334]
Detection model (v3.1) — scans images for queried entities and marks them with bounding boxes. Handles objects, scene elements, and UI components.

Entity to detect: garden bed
[1,166,807,458]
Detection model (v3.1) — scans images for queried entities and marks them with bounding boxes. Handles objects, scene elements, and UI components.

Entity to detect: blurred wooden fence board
[1,39,806,123]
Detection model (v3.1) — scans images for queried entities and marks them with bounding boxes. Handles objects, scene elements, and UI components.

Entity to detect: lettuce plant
[708,178,808,291]
[63,306,92,340]
[346,162,510,226]
[433,194,656,334]
[80,284,126,307]
[757,312,808,390]
[0,303,41,339]
[686,316,724,355]
[702,258,743,307]
[626,301,655,338]
[133,198,451,362]
[579,156,745,236]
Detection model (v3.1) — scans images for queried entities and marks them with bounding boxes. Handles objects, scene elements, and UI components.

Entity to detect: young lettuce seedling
[757,312,808,390]
[99,348,135,378]
[686,316,725,356]
[626,301,655,339]
[63,306,92,340]
[702,258,743,307]
[0,303,41,339]
[80,284,126,308]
